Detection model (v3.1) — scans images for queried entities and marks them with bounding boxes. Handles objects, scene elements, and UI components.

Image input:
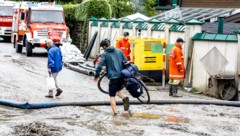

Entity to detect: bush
[63,3,79,44]
[75,0,112,21]
[74,0,112,51]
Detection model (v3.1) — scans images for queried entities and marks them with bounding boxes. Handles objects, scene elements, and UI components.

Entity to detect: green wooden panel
[101,22,108,27]
[148,18,161,23]
[192,33,238,42]
[108,18,118,22]
[166,44,175,54]
[169,25,185,32]
[91,21,98,26]
[120,18,131,22]
[151,43,163,53]
[111,22,120,28]
[133,17,145,23]
[151,23,165,31]
[185,19,204,25]
[136,23,148,30]
[122,23,133,29]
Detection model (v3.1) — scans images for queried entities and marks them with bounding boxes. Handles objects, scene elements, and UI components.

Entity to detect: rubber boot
[56,88,63,96]
[169,85,173,96]
[123,97,129,111]
[172,85,182,97]
[45,90,53,98]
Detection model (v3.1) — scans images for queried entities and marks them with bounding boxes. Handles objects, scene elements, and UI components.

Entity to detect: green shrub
[74,0,112,51]
[63,3,79,44]
[75,0,111,21]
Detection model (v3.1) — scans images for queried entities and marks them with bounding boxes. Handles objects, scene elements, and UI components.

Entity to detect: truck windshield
[0,6,13,16]
[31,10,64,23]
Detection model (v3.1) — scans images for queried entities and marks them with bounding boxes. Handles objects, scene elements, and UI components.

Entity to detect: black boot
[55,88,63,96]
[169,85,173,96]
[172,85,182,97]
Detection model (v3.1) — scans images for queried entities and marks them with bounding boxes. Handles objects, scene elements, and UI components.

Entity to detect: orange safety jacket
[116,38,131,60]
[169,43,185,80]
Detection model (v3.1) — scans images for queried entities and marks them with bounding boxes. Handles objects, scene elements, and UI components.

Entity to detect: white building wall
[169,31,185,44]
[152,31,165,38]
[99,27,109,41]
[192,41,209,92]
[139,30,148,38]
[122,29,133,37]
[192,41,238,92]
[111,28,120,47]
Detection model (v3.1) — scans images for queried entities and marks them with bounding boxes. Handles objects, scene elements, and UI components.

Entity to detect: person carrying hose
[116,32,131,61]
[168,38,185,97]
[94,39,130,116]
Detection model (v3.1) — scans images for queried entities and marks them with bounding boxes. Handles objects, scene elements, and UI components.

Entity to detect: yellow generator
[115,37,166,81]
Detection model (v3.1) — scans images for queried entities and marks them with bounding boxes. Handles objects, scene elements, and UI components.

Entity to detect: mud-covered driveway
[0,41,239,136]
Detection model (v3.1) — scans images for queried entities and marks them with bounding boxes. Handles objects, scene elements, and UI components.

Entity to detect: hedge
[74,0,112,51]
[75,0,112,21]
[63,3,79,44]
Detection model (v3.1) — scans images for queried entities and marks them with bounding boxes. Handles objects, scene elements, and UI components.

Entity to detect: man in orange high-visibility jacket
[116,32,131,60]
[168,38,185,97]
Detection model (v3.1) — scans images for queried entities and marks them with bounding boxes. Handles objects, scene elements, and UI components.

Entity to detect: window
[0,6,13,16]
[30,10,64,23]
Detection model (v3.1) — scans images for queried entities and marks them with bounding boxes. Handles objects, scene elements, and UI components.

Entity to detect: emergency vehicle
[12,2,69,56]
[0,0,14,42]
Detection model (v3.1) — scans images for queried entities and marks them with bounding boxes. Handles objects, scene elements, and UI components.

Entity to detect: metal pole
[162,42,166,88]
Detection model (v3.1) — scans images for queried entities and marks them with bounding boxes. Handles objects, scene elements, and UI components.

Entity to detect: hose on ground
[0,99,239,109]
[66,63,95,76]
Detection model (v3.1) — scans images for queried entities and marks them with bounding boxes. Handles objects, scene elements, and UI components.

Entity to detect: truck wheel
[3,37,11,43]
[16,44,23,53]
[26,40,33,56]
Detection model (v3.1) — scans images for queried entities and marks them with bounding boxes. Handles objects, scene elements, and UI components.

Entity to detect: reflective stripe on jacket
[116,38,131,60]
[169,43,185,80]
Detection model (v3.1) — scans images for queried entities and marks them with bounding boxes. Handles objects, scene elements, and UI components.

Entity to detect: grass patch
[189,88,198,93]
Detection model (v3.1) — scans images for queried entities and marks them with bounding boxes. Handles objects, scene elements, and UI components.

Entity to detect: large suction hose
[66,63,95,76]
[0,99,239,109]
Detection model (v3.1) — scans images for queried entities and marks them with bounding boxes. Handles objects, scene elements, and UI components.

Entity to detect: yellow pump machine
[115,37,170,81]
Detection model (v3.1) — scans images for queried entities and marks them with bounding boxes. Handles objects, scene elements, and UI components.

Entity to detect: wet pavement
[0,41,239,136]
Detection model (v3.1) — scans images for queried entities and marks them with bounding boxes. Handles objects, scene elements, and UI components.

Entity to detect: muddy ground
[0,41,239,136]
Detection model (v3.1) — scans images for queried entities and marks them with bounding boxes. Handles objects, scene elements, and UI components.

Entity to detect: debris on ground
[11,121,66,136]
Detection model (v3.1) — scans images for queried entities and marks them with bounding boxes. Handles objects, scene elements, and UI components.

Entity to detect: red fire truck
[0,0,14,42]
[12,2,69,56]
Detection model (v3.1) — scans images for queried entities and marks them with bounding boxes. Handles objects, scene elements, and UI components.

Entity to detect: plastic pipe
[79,63,96,71]
[66,63,95,76]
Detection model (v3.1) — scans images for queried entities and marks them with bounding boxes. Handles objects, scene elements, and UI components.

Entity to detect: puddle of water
[112,120,122,126]
[168,109,180,113]
[166,116,190,123]
[132,113,161,119]
[121,112,132,119]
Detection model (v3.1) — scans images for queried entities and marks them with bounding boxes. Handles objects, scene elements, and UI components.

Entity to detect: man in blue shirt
[45,39,63,98]
[94,39,129,115]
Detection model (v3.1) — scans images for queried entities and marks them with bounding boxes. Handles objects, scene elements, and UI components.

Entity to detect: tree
[132,0,157,17]
[75,0,112,50]
[108,0,133,18]
[143,0,157,16]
